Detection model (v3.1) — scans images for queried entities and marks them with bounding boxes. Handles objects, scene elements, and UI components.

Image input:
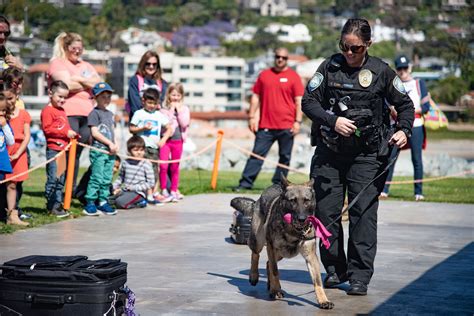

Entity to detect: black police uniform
[302,53,414,285]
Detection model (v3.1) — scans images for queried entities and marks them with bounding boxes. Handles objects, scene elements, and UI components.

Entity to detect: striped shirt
[113,159,155,197]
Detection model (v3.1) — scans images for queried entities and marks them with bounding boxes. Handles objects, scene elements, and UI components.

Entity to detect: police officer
[302,18,414,296]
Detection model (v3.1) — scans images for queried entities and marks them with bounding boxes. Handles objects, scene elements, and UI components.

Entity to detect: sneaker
[379,192,389,199]
[97,203,117,215]
[171,190,184,200]
[136,200,148,208]
[18,208,33,220]
[154,193,174,203]
[50,205,70,218]
[415,194,425,201]
[83,202,100,216]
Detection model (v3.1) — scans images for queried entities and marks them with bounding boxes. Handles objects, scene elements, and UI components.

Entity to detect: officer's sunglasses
[339,40,366,54]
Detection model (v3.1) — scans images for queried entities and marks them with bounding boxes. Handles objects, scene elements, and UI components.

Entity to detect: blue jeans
[45,148,66,210]
[238,129,294,188]
[384,126,424,195]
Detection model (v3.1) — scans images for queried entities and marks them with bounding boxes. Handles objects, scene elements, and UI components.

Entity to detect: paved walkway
[0,194,473,315]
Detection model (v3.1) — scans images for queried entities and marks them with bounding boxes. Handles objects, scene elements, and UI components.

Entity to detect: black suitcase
[0,255,127,316]
[229,210,251,244]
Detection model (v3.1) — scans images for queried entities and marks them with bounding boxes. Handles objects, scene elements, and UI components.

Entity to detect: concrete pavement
[0,194,473,315]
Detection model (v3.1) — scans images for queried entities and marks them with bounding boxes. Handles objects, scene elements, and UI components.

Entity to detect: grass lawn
[1,168,472,234]
[425,128,474,140]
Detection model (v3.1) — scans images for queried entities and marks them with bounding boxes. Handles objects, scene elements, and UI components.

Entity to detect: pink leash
[283,214,332,249]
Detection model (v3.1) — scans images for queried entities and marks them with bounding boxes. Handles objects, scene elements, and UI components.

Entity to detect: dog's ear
[280,173,290,188]
[306,178,315,188]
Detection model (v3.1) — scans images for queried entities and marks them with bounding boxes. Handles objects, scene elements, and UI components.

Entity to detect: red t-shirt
[41,104,72,151]
[253,67,304,129]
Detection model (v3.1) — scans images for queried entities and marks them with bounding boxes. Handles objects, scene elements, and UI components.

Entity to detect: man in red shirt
[234,48,304,191]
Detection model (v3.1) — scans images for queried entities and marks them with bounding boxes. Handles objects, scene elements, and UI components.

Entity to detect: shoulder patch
[393,76,406,94]
[308,72,324,92]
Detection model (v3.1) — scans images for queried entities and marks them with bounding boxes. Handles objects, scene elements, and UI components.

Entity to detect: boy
[41,80,77,217]
[83,82,118,216]
[112,135,155,208]
[129,88,172,204]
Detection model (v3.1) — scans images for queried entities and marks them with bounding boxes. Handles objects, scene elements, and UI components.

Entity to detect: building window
[215,65,226,71]
[180,78,188,83]
[215,93,226,97]
[227,79,242,88]
[215,79,226,84]
[192,78,203,83]
[228,93,241,101]
[180,64,190,69]
[193,92,203,97]
[193,65,204,70]
[184,92,190,97]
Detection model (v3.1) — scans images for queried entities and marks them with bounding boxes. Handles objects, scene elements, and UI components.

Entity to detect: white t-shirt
[402,79,423,127]
[130,109,170,149]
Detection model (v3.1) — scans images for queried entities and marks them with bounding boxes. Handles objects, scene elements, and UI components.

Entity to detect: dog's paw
[269,290,284,299]
[319,301,334,309]
[249,275,259,286]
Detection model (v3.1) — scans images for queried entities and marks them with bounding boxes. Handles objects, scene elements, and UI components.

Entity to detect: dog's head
[279,176,316,231]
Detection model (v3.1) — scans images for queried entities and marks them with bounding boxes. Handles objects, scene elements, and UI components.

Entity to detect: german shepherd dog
[231,176,334,309]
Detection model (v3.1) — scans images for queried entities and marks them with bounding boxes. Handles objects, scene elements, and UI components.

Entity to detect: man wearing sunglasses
[0,15,23,71]
[233,47,304,191]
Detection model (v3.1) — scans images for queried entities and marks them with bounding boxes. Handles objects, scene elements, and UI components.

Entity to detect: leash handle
[325,146,400,229]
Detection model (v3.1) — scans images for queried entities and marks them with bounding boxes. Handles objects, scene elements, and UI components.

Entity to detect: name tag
[280,78,288,83]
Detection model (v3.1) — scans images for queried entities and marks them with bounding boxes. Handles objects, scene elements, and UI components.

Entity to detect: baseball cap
[394,55,410,69]
[92,82,114,96]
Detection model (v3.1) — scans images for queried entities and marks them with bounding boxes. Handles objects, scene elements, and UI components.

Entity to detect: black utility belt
[320,125,379,154]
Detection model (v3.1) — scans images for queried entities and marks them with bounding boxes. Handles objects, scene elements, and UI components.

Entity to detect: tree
[430,76,469,105]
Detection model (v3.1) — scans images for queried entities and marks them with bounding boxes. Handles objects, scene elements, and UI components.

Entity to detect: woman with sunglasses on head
[47,32,101,189]
[127,50,168,119]
[302,18,414,296]
[0,15,23,70]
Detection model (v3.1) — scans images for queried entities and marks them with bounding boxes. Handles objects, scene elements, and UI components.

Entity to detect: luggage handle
[26,293,70,305]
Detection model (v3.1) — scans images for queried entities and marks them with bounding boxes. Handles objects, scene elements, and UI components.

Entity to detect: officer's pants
[239,129,294,188]
[310,145,388,284]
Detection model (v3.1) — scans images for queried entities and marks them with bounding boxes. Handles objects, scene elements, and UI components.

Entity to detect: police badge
[393,76,406,93]
[308,72,324,92]
[358,69,372,88]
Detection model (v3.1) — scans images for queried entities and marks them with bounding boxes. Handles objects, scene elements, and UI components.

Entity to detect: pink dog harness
[283,213,332,249]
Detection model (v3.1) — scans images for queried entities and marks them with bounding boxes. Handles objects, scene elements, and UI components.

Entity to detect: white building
[123,53,245,112]
[264,23,312,43]
[241,0,300,17]
[372,19,425,43]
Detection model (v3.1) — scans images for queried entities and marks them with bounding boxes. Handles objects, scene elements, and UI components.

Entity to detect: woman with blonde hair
[157,83,190,201]
[47,32,101,188]
[127,50,168,119]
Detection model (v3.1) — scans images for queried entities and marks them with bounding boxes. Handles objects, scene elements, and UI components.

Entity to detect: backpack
[415,79,449,130]
[125,75,167,116]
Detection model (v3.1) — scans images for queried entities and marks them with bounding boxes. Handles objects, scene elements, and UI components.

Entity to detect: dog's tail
[230,197,255,217]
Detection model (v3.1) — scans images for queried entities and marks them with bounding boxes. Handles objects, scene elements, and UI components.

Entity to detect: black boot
[347,280,368,295]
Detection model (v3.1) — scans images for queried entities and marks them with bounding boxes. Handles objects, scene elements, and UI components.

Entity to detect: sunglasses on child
[339,40,367,54]
[145,62,158,68]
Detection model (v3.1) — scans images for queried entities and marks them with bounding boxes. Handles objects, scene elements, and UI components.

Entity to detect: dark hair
[115,155,121,163]
[341,18,371,44]
[127,135,145,153]
[142,88,160,102]
[0,92,14,120]
[0,15,11,37]
[136,50,162,81]
[2,67,23,86]
[49,80,69,94]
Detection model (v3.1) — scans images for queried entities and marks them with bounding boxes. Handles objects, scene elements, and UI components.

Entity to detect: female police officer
[302,18,414,296]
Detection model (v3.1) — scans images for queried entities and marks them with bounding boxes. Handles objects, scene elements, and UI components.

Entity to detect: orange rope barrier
[211,130,224,190]
[385,169,474,184]
[222,139,307,175]
[0,143,71,185]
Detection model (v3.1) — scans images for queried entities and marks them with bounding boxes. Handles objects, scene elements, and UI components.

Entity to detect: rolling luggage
[0,255,128,316]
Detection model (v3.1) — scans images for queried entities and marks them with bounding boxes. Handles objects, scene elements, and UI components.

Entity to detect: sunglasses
[0,31,10,37]
[145,62,158,67]
[275,55,288,60]
[339,40,366,54]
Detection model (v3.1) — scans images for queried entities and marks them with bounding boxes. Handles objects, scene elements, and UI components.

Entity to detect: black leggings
[67,116,91,189]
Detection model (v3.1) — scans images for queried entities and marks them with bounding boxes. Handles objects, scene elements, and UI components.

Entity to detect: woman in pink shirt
[47,32,101,187]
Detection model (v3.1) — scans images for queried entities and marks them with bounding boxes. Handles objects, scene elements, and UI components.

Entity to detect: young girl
[3,84,31,226]
[0,93,26,226]
[158,83,190,201]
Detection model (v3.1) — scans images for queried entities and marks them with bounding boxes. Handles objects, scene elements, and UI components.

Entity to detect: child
[83,82,118,216]
[0,93,21,225]
[41,80,77,217]
[129,88,172,204]
[112,135,155,209]
[159,83,190,201]
[3,82,30,226]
